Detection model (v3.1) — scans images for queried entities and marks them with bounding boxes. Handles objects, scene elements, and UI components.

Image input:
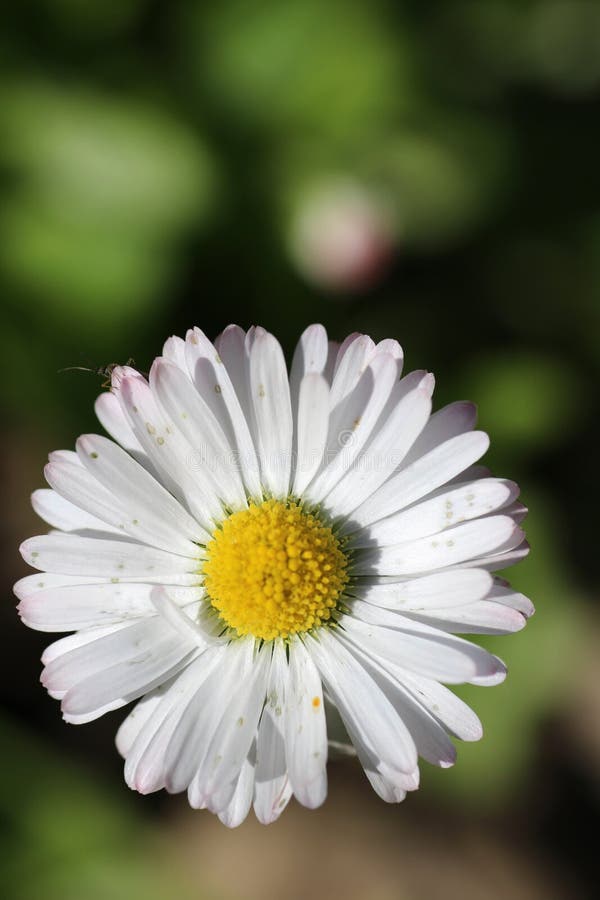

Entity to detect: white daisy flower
[15,324,533,826]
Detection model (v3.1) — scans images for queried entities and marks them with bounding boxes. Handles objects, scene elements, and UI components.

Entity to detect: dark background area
[1,2,599,898]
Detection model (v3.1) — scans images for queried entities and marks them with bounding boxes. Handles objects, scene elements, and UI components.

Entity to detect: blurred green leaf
[40,0,146,38]
[0,198,172,320]
[0,82,217,329]
[455,350,584,454]
[371,115,512,245]
[0,83,215,236]
[526,0,600,93]
[185,0,410,138]
[0,715,213,900]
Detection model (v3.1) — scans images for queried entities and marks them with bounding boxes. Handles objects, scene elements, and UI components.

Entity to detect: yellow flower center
[202,499,349,641]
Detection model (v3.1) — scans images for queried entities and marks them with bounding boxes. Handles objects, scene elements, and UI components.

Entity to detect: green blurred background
[2,1,599,898]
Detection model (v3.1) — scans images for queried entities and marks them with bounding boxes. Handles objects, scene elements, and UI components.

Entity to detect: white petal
[290,325,330,494]
[14,571,202,600]
[214,324,249,403]
[363,767,408,803]
[217,756,255,828]
[110,363,146,392]
[460,539,530,571]
[162,335,188,371]
[214,323,246,359]
[64,700,133,725]
[150,359,246,510]
[292,373,330,496]
[42,617,197,715]
[118,374,223,530]
[62,639,198,719]
[389,667,483,741]
[150,587,213,650]
[501,501,528,524]
[124,651,224,794]
[51,449,86,469]
[41,622,131,667]
[490,581,535,617]
[373,368,432,422]
[329,334,375,407]
[289,326,331,489]
[351,478,519,547]
[248,329,293,498]
[332,333,359,369]
[447,465,491,488]
[340,611,506,686]
[116,689,166,758]
[401,401,477,466]
[14,573,105,600]
[165,640,252,796]
[216,326,264,488]
[20,533,197,577]
[354,568,493,611]
[305,353,398,503]
[335,632,457,768]
[18,581,199,632]
[324,341,339,384]
[254,641,293,824]
[357,516,523,576]
[94,391,154,474]
[323,381,432,517]
[190,641,271,804]
[284,638,328,809]
[31,488,121,534]
[289,323,329,409]
[306,629,418,774]
[76,433,206,554]
[44,456,136,537]
[360,752,417,798]
[374,337,404,374]
[350,431,490,529]
[290,323,329,377]
[185,327,262,499]
[400,600,526,635]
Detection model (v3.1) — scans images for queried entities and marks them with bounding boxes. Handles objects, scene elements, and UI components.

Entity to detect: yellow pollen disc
[202,499,349,641]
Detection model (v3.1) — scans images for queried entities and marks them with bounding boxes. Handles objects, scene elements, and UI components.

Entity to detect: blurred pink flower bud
[288,180,396,292]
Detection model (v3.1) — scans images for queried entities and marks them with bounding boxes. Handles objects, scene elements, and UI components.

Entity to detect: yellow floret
[202,499,349,641]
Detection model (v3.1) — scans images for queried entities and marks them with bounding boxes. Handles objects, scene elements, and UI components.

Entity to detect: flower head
[16,324,533,826]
